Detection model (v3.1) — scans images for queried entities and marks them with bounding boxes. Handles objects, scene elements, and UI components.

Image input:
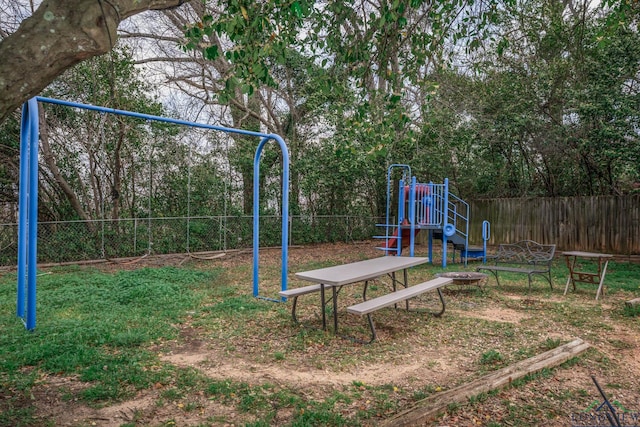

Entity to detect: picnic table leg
[403,268,410,310]
[364,314,377,343]
[595,259,609,301]
[332,285,339,333]
[362,280,369,301]
[343,314,378,344]
[563,255,577,295]
[432,288,446,317]
[391,271,398,309]
[291,296,299,323]
[320,284,327,330]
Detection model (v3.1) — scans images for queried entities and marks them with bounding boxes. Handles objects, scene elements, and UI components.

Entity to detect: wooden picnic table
[292,256,430,335]
[562,251,613,300]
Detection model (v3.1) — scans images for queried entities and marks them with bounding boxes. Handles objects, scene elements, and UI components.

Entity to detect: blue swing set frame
[16,96,290,330]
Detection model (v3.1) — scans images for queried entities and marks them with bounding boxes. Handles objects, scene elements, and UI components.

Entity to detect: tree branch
[0,0,187,124]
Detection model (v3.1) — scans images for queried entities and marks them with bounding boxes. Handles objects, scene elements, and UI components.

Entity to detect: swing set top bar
[36,96,278,140]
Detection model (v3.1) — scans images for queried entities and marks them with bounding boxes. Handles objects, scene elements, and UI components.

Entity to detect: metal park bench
[476,240,556,290]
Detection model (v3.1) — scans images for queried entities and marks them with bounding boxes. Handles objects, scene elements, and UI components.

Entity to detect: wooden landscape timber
[626,297,640,308]
[380,338,590,427]
[625,298,640,307]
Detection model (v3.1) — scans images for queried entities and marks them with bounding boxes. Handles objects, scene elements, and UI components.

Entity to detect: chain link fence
[0,215,382,266]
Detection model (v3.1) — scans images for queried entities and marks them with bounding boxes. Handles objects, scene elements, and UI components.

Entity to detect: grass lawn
[1,241,639,426]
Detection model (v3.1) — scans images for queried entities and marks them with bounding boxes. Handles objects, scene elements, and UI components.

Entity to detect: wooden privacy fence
[465,195,640,256]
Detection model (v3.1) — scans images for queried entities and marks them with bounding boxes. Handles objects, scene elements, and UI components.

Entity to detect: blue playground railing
[375,166,475,267]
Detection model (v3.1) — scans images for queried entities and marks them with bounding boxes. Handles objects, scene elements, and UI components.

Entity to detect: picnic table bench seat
[279,284,323,323]
[476,240,555,290]
[346,276,453,343]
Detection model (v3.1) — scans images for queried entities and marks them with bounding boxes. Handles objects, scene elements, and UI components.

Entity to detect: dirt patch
[457,306,531,324]
[36,389,244,427]
[161,347,460,392]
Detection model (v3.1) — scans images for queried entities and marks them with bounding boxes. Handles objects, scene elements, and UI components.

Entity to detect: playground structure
[376,164,490,267]
[16,97,290,331]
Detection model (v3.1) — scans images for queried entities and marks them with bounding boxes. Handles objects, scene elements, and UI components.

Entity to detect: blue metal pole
[482,220,490,264]
[442,178,449,268]
[409,177,416,257]
[252,143,261,298]
[253,135,289,300]
[397,179,405,256]
[385,167,392,243]
[385,164,411,245]
[427,182,433,264]
[16,102,31,320]
[35,97,268,139]
[277,136,290,297]
[385,166,397,242]
[26,98,39,331]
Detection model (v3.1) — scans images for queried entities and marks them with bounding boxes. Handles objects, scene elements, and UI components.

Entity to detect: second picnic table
[562,251,613,300]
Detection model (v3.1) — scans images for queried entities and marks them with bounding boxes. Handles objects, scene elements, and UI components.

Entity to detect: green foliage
[467,0,640,197]
[623,303,640,318]
[37,223,103,263]
[183,0,313,102]
[600,262,640,293]
[184,0,505,102]
[40,45,180,225]
[206,379,299,418]
[479,349,504,365]
[178,1,518,222]
[291,401,353,426]
[541,337,562,351]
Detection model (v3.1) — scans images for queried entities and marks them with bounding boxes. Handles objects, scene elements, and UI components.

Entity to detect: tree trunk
[38,105,92,223]
[230,94,262,215]
[0,0,187,124]
[111,118,125,221]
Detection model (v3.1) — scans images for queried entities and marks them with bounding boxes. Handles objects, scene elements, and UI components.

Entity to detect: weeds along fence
[0,215,381,266]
